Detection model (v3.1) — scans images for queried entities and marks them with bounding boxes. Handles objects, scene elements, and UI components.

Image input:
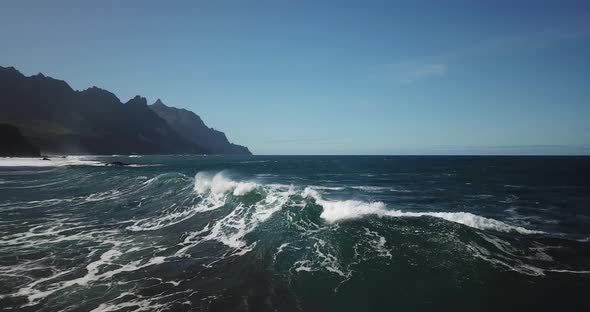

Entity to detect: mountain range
[0,66,251,155]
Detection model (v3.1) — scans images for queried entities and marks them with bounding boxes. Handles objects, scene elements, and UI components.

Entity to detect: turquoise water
[1,156,589,311]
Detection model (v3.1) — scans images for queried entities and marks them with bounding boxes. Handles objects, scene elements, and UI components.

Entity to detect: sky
[1,0,589,155]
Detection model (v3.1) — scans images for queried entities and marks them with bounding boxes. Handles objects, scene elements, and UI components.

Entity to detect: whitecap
[308,185,346,191]
[350,186,389,192]
[302,187,543,235]
[194,171,258,196]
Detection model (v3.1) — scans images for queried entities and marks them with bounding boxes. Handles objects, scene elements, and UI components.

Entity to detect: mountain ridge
[150,99,251,155]
[0,66,251,155]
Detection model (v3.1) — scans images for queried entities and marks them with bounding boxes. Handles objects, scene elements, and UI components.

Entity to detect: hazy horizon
[2,0,589,155]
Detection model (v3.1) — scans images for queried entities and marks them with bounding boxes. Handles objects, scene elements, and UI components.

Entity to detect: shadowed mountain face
[0,123,40,157]
[150,99,251,155]
[0,66,249,155]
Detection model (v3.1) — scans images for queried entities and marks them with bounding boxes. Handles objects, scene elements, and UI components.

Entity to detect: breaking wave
[130,172,544,240]
[178,172,295,254]
[194,171,259,196]
[302,187,543,234]
[128,171,546,262]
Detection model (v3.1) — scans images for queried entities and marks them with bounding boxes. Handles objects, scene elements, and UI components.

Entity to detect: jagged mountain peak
[150,102,251,155]
[126,95,148,106]
[0,65,250,155]
[81,86,120,102]
[153,98,166,107]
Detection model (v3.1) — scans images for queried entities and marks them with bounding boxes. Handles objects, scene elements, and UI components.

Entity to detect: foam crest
[194,171,258,196]
[350,186,389,192]
[309,186,346,191]
[302,187,543,235]
[129,172,261,233]
[302,188,387,222]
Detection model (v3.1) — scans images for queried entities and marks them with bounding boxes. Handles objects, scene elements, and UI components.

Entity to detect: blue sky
[1,0,589,154]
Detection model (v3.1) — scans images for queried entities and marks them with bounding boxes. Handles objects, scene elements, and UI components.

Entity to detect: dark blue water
[1,156,589,311]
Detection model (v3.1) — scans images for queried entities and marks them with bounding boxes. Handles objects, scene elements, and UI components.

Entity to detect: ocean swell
[301,187,543,235]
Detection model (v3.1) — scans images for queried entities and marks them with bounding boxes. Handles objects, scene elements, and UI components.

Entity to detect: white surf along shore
[0,156,103,167]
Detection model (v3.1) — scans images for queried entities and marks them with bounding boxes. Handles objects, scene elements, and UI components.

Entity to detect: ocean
[0,155,589,311]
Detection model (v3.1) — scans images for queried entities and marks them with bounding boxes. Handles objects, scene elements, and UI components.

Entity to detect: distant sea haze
[0,65,251,156]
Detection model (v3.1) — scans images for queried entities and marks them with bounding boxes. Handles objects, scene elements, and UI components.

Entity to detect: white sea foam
[130,172,269,233]
[291,237,350,278]
[0,223,120,248]
[350,186,389,192]
[302,187,543,234]
[273,243,292,262]
[89,290,177,312]
[309,185,346,191]
[194,171,258,196]
[127,164,161,167]
[192,183,294,251]
[178,176,294,255]
[478,232,553,261]
[546,269,590,274]
[390,188,412,193]
[12,241,167,305]
[85,190,122,202]
[464,239,568,277]
[127,208,199,232]
[363,227,392,259]
[128,173,221,232]
[0,156,103,167]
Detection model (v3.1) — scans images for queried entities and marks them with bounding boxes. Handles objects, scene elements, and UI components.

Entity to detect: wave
[309,185,412,193]
[130,171,543,257]
[194,171,258,196]
[128,173,208,231]
[131,171,293,253]
[3,168,583,312]
[309,185,346,191]
[178,172,294,254]
[302,187,543,234]
[133,172,544,239]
